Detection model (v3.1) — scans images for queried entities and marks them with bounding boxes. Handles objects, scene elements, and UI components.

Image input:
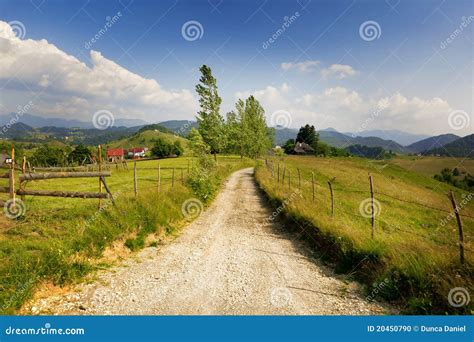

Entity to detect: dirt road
[27,168,390,315]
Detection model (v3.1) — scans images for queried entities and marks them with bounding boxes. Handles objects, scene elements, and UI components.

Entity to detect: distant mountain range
[0,113,149,128]
[0,115,472,158]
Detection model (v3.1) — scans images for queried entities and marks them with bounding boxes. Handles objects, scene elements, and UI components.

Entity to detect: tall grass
[255,156,473,314]
[0,156,253,314]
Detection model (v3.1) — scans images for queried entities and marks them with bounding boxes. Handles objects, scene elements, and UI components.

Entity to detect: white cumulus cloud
[321,64,358,79]
[0,20,197,123]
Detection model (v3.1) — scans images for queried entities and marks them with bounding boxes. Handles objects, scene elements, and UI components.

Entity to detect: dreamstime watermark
[448,110,470,131]
[359,20,382,41]
[181,20,204,41]
[174,121,193,137]
[366,278,389,302]
[447,287,470,308]
[5,323,85,336]
[3,199,26,219]
[270,110,292,130]
[270,287,292,308]
[258,189,301,228]
[5,20,26,39]
[1,277,35,312]
[440,192,472,227]
[84,12,123,50]
[92,110,115,130]
[0,100,34,136]
[358,198,382,218]
[181,198,204,219]
[262,12,300,49]
[351,103,386,138]
[440,16,474,50]
[81,190,123,230]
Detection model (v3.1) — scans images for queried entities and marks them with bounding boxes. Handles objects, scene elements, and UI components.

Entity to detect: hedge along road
[25,168,393,315]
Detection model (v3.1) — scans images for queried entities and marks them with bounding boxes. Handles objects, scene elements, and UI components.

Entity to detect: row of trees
[193,65,273,160]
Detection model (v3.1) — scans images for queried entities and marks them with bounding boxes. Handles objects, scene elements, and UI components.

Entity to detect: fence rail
[263,158,473,265]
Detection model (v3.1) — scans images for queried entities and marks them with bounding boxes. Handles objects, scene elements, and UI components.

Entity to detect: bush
[151,138,183,158]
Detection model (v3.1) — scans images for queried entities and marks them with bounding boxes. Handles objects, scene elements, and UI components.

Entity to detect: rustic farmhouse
[106,148,125,163]
[294,142,314,155]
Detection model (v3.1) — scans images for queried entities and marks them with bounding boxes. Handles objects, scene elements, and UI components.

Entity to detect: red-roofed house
[128,147,147,159]
[107,148,125,162]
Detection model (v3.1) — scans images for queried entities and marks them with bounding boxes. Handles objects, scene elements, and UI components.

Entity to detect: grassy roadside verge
[254,157,473,314]
[0,156,253,314]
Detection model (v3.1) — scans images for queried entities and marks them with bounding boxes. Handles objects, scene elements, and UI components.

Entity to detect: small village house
[128,147,147,159]
[106,148,125,163]
[294,142,314,155]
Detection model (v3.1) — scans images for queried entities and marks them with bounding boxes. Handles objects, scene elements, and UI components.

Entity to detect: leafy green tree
[172,141,183,156]
[224,111,242,156]
[296,124,319,147]
[68,144,91,164]
[240,96,272,158]
[283,139,296,155]
[151,138,179,158]
[31,145,69,166]
[195,65,225,160]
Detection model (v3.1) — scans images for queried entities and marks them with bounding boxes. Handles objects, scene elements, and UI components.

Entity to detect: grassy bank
[0,156,253,314]
[255,156,473,314]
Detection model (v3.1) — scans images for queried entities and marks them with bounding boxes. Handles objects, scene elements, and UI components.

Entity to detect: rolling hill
[344,129,430,146]
[407,134,460,153]
[424,134,474,157]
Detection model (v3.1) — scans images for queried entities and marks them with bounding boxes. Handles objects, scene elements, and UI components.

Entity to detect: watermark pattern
[4,199,26,219]
[0,100,34,136]
[359,198,381,218]
[7,20,26,39]
[366,278,390,302]
[181,20,204,41]
[0,277,35,312]
[440,192,473,227]
[174,121,194,137]
[270,287,292,308]
[359,20,382,41]
[351,103,386,138]
[262,12,300,49]
[92,110,115,130]
[448,110,470,130]
[447,287,470,307]
[181,198,204,219]
[270,110,292,130]
[440,16,474,50]
[85,12,123,50]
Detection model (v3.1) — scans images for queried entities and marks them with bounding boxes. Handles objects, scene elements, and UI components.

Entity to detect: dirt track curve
[26,168,392,315]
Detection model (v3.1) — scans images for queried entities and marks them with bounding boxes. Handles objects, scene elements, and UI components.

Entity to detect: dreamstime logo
[181,198,204,219]
[262,12,300,49]
[440,16,474,50]
[448,287,470,308]
[366,278,390,302]
[0,100,34,136]
[448,110,470,130]
[359,198,381,218]
[181,20,204,41]
[92,110,115,130]
[359,20,382,41]
[4,199,26,219]
[85,12,123,50]
[440,192,472,227]
[270,110,292,130]
[270,287,292,308]
[7,20,26,39]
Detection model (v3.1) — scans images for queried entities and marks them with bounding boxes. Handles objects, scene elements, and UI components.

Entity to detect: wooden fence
[264,159,472,265]
[1,146,115,217]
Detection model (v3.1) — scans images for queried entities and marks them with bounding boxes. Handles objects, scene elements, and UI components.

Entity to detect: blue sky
[0,0,472,135]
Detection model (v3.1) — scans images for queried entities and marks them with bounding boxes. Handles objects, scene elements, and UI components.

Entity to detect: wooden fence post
[369,174,376,238]
[328,181,334,216]
[311,172,315,202]
[282,166,286,184]
[297,168,301,188]
[277,163,280,183]
[158,163,161,192]
[449,190,464,265]
[9,146,15,210]
[181,169,184,185]
[172,168,175,188]
[133,160,138,197]
[187,159,190,176]
[98,145,103,208]
[20,156,26,201]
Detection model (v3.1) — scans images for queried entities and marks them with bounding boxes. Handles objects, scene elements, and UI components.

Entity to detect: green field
[389,156,474,178]
[0,155,253,314]
[255,155,473,314]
